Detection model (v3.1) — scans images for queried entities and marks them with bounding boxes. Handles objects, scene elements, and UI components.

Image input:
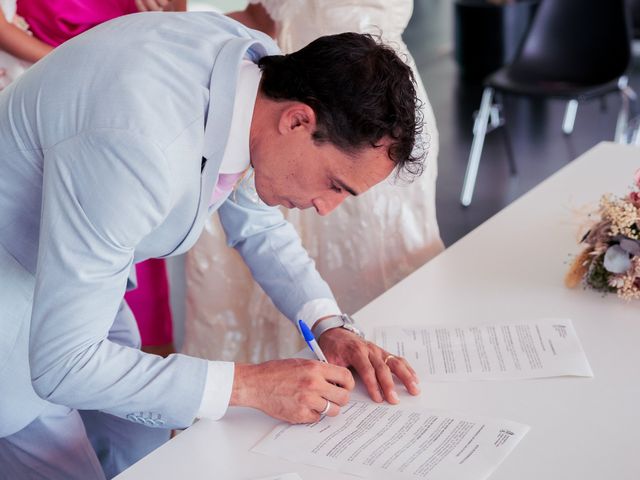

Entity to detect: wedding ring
[383,354,396,366]
[320,400,332,416]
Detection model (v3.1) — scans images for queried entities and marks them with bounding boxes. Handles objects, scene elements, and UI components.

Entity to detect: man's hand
[230,359,355,424]
[317,328,420,404]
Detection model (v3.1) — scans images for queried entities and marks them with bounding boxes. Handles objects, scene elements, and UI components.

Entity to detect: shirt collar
[214,60,262,175]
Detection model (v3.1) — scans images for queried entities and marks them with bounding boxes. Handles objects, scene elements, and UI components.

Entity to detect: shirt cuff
[295,298,342,333]
[196,361,235,420]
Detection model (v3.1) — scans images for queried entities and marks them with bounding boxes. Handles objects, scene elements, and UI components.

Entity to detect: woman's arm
[227,3,276,39]
[0,12,52,63]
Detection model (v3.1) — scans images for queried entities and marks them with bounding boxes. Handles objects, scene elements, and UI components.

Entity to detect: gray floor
[404,0,640,246]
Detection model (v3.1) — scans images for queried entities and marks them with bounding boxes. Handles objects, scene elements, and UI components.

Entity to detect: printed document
[374,318,592,381]
[252,401,529,480]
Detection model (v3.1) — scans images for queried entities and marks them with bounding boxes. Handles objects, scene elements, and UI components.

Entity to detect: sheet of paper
[251,474,303,480]
[252,401,529,480]
[374,318,593,381]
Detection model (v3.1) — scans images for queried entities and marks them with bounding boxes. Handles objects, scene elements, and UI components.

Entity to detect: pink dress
[16,0,137,47]
[17,0,173,347]
[124,258,173,346]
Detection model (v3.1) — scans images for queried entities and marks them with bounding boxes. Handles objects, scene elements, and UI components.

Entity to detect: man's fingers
[323,381,351,407]
[323,363,355,390]
[371,354,399,404]
[314,330,421,406]
[312,397,341,417]
[398,357,419,381]
[350,353,383,403]
[386,355,421,396]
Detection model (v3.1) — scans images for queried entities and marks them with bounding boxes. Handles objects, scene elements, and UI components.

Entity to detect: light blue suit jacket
[0,12,334,437]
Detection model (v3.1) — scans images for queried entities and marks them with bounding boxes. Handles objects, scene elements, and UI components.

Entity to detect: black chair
[629,0,640,37]
[461,0,634,206]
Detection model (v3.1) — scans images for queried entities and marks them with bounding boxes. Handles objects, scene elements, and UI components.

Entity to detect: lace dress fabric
[182,0,444,362]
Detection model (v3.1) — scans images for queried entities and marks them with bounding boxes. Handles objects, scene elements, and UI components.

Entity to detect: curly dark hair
[258,32,424,179]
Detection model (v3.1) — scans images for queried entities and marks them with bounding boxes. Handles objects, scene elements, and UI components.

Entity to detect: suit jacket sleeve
[29,129,208,428]
[216,172,336,323]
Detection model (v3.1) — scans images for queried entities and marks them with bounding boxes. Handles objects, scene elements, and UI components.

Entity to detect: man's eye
[330,184,342,193]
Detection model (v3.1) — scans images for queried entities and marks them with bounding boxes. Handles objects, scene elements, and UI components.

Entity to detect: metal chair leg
[501,122,517,175]
[493,92,516,175]
[600,97,608,112]
[562,99,578,135]
[615,99,629,144]
[489,105,501,130]
[631,122,640,146]
[461,87,494,207]
[633,127,640,146]
[628,109,640,146]
[615,76,636,144]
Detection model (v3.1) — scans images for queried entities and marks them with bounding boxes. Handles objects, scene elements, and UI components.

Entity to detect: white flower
[608,275,625,289]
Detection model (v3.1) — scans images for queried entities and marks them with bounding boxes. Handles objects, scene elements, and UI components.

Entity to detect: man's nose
[313,192,348,216]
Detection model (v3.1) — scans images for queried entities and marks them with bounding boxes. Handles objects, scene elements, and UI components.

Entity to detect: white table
[117,142,640,480]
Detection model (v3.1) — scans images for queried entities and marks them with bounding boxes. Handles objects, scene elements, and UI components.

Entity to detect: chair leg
[615,100,629,144]
[629,108,640,146]
[492,92,516,175]
[600,96,608,112]
[615,76,637,144]
[500,122,517,175]
[632,124,640,146]
[461,87,494,207]
[633,126,640,146]
[489,105,501,130]
[562,100,578,135]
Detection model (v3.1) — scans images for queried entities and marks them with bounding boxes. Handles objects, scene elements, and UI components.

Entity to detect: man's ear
[277,102,316,135]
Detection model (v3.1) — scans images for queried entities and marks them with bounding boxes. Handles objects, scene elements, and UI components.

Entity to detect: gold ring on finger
[383,354,396,366]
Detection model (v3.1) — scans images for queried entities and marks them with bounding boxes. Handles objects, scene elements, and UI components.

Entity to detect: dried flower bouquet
[565,169,640,300]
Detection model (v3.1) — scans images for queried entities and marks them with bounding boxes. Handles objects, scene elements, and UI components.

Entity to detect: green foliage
[586,254,616,292]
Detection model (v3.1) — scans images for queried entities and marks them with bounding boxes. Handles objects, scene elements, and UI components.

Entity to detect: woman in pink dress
[15,0,185,355]
[16,0,185,47]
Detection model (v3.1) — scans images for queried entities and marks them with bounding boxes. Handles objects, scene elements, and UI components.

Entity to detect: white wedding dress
[181,0,444,362]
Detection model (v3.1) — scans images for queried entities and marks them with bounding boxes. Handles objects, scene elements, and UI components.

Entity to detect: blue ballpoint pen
[298,319,329,363]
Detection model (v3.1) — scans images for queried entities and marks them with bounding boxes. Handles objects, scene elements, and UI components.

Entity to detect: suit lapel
[161,38,270,258]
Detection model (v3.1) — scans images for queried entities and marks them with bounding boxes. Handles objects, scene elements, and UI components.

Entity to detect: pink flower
[635,168,640,188]
[629,191,640,208]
